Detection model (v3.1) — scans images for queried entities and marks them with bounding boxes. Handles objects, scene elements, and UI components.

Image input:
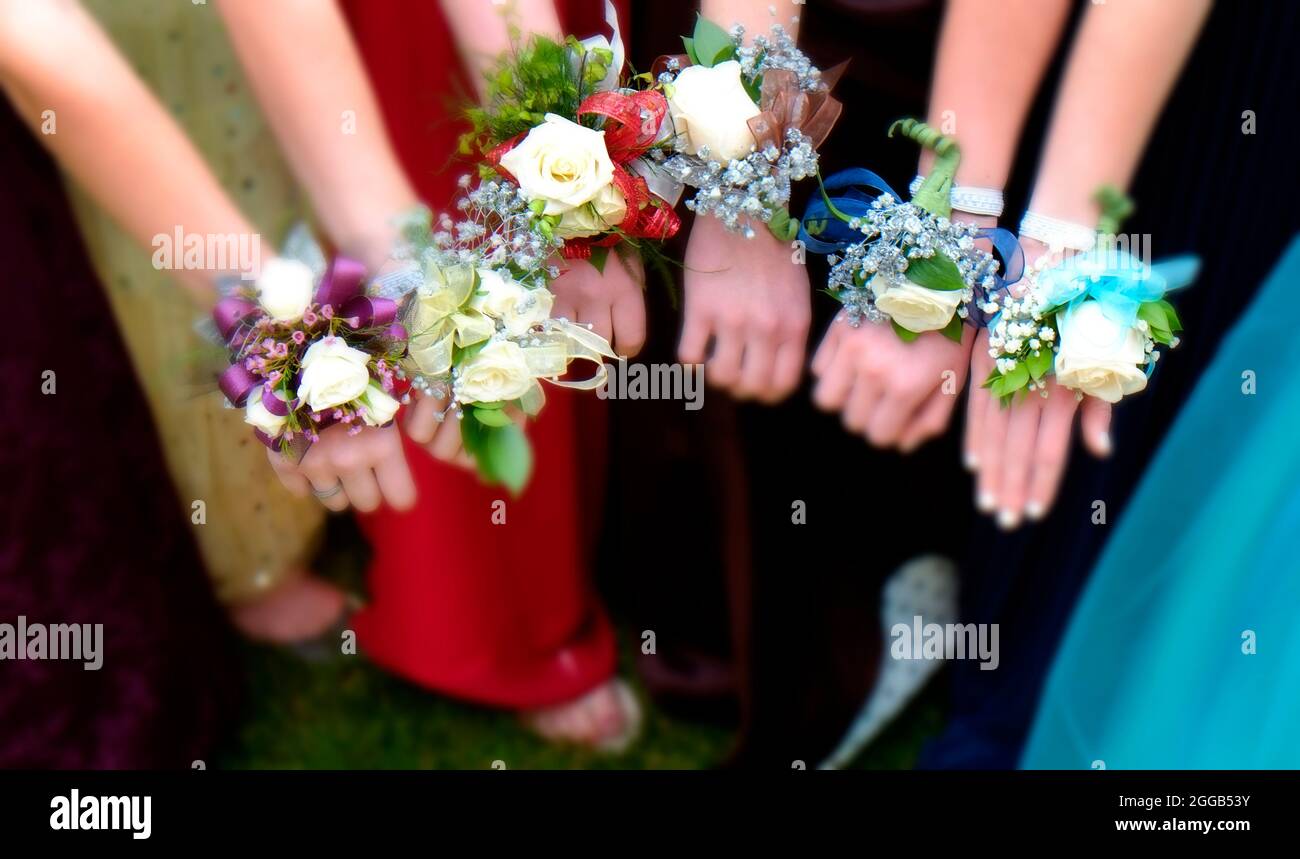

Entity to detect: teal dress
[1022,236,1300,769]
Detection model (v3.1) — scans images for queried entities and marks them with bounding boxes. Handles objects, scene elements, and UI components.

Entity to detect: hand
[267,422,416,513]
[550,252,647,357]
[679,215,810,403]
[964,235,1113,528]
[812,313,974,452]
[403,392,474,470]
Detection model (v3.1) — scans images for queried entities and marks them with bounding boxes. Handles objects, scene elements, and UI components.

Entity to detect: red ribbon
[487,92,681,257]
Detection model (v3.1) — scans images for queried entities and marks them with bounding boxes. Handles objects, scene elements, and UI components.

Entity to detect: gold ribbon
[403,263,493,377]
[403,262,620,411]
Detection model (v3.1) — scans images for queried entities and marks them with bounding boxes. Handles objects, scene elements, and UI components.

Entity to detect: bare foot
[228,573,348,644]
[522,679,642,753]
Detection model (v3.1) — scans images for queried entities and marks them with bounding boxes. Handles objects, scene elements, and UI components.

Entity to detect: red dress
[341,0,621,709]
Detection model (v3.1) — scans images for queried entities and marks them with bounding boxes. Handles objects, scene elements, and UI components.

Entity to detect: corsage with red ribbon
[652,15,846,241]
[213,226,408,460]
[461,1,680,274]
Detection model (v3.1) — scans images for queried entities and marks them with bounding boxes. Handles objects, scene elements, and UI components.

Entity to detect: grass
[217,520,944,770]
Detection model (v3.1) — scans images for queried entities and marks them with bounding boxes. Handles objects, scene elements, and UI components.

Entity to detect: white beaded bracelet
[908,175,1005,217]
[1018,210,1097,252]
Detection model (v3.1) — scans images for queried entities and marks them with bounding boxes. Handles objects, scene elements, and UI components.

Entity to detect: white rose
[1054,300,1148,403]
[256,257,315,322]
[666,61,760,163]
[296,336,372,411]
[470,268,554,337]
[872,274,965,333]
[499,114,616,215]
[555,183,627,239]
[457,340,534,404]
[244,385,288,437]
[358,380,401,427]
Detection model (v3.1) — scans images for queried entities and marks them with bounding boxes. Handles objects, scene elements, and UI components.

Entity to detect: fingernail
[964,451,979,471]
[1097,431,1113,456]
[976,492,997,513]
[997,508,1021,530]
[1025,501,1046,521]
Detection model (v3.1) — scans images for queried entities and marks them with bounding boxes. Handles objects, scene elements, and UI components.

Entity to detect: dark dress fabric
[0,100,237,767]
[609,0,961,765]
[922,1,1300,769]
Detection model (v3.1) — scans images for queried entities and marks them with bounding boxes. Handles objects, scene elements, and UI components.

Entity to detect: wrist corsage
[214,227,408,460]
[982,188,1199,403]
[393,203,617,493]
[654,14,845,240]
[801,118,1022,341]
[461,1,680,273]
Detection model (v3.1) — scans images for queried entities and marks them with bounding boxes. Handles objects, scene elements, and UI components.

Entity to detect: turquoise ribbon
[1038,249,1200,328]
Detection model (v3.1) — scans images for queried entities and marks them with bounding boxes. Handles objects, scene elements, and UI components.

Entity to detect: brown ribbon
[746,61,848,153]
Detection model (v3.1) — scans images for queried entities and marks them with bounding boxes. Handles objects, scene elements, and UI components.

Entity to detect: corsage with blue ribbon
[800,118,1023,342]
[981,188,1199,404]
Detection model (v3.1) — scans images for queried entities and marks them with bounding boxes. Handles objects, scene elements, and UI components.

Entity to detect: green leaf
[1027,348,1053,381]
[891,319,919,342]
[588,245,610,275]
[1002,360,1030,392]
[940,314,964,343]
[1157,298,1183,333]
[480,424,533,495]
[1137,300,1170,335]
[903,253,964,291]
[766,208,800,242]
[681,36,698,66]
[691,16,735,68]
[471,405,513,427]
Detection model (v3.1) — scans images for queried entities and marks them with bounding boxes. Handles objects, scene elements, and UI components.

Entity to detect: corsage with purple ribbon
[800,119,1022,342]
[981,188,1199,403]
[654,14,846,241]
[213,226,408,460]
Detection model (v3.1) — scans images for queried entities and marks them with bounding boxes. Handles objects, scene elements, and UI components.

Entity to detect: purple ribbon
[218,363,260,407]
[339,294,398,329]
[213,297,260,342]
[313,256,369,308]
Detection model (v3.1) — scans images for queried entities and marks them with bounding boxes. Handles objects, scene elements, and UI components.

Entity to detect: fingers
[374,441,417,512]
[843,376,881,434]
[266,450,312,498]
[735,340,776,401]
[995,401,1043,529]
[707,323,744,389]
[678,311,711,365]
[1080,396,1113,458]
[1026,389,1077,520]
[426,415,465,464]
[898,389,957,453]
[403,394,444,445]
[812,333,855,411]
[864,390,917,448]
[769,340,805,404]
[575,301,614,346]
[810,319,842,378]
[610,289,646,358]
[303,468,350,513]
[964,332,993,471]
[976,393,1011,514]
[340,467,381,513]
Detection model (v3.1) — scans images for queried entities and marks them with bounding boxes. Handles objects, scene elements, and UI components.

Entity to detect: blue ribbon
[799,168,1025,326]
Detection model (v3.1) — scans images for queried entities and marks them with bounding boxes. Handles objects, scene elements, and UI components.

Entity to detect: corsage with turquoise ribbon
[981,188,1199,404]
[800,119,1023,342]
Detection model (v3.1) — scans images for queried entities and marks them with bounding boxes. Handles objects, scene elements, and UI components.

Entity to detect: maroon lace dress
[0,100,237,767]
